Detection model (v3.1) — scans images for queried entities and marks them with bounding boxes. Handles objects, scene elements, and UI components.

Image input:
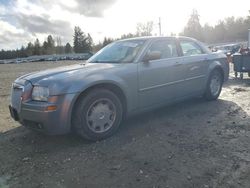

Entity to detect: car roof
[119,36,198,42]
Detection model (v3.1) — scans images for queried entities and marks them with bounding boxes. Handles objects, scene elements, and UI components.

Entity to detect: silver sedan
[9,36,229,141]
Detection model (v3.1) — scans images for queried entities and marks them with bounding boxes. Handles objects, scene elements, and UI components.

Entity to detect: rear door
[177,39,209,95]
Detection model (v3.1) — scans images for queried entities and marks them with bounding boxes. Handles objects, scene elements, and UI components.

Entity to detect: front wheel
[204,69,223,101]
[72,89,123,141]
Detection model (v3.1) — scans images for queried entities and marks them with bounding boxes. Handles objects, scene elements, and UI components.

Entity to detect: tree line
[0,26,94,60]
[92,21,154,51]
[0,22,153,60]
[1,35,73,60]
[182,10,250,44]
[1,11,250,60]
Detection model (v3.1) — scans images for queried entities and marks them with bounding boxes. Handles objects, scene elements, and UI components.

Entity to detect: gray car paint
[10,36,229,135]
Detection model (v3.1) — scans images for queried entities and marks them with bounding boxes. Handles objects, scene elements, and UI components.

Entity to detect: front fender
[68,74,129,97]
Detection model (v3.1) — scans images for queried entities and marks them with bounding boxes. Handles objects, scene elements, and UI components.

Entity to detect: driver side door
[138,39,187,109]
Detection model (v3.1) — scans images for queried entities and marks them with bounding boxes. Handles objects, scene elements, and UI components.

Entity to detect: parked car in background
[214,43,241,55]
[9,36,229,141]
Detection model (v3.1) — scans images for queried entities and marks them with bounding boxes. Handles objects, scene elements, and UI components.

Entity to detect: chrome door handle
[190,66,199,71]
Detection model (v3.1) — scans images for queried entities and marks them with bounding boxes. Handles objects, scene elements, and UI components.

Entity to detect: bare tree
[136,21,153,36]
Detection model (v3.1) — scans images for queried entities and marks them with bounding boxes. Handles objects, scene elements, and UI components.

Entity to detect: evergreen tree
[73,26,82,53]
[42,41,48,55]
[213,21,226,42]
[202,24,214,43]
[86,33,93,52]
[65,43,73,54]
[33,39,41,55]
[73,26,93,53]
[20,46,26,57]
[183,9,203,41]
[92,41,103,52]
[120,33,137,39]
[102,37,113,47]
[47,35,55,54]
[42,35,55,55]
[26,42,34,57]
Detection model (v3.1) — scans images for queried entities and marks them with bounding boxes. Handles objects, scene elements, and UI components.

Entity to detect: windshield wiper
[90,60,102,63]
[90,60,120,63]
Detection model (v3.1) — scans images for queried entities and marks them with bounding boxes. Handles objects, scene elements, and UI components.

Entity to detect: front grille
[10,80,32,112]
[10,83,24,112]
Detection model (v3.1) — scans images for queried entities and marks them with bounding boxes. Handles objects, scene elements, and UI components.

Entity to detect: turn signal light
[46,105,57,111]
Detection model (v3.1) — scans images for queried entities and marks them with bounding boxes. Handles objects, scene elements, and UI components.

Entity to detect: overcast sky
[0,0,250,50]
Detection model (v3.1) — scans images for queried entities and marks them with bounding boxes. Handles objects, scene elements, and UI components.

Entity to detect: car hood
[18,63,118,85]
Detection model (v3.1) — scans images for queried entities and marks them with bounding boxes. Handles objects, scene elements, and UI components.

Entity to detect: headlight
[32,86,49,102]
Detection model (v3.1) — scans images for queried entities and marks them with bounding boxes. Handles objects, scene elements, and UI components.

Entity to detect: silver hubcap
[86,98,116,133]
[210,74,221,96]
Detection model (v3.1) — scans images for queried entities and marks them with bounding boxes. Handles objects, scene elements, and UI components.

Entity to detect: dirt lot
[0,61,250,188]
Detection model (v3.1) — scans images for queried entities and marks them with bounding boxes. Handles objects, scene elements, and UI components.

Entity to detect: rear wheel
[72,88,123,141]
[204,69,223,101]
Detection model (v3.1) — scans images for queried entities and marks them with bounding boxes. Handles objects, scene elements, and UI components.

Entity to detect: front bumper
[9,93,76,135]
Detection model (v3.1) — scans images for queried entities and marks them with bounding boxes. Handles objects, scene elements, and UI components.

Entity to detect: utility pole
[158,17,162,36]
[248,29,250,47]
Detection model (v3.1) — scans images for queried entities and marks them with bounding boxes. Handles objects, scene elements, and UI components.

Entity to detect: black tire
[235,71,238,78]
[72,88,123,141]
[204,69,223,101]
[240,73,243,79]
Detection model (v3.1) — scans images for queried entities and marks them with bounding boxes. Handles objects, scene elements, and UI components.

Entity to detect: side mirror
[143,51,161,62]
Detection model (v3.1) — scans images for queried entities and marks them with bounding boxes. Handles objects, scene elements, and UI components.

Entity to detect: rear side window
[146,40,178,60]
[180,40,204,56]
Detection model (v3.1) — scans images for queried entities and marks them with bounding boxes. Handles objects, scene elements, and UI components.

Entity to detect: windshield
[87,40,145,63]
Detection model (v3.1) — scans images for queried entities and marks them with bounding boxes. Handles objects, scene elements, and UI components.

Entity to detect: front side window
[180,41,204,56]
[146,40,178,60]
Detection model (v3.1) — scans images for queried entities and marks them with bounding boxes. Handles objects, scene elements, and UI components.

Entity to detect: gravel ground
[0,61,250,188]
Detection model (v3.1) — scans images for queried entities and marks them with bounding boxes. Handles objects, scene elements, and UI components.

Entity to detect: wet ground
[0,61,250,188]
